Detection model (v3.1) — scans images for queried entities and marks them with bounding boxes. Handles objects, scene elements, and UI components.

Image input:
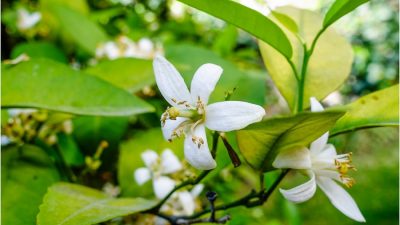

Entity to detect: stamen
[334,152,356,188]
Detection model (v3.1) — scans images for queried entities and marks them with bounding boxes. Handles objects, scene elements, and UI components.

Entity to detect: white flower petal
[317,177,366,222]
[153,56,192,107]
[141,150,159,168]
[310,97,324,112]
[273,147,312,169]
[153,176,176,199]
[184,125,216,170]
[280,172,317,203]
[190,63,222,104]
[178,191,196,215]
[315,144,337,159]
[190,184,204,197]
[161,148,182,174]
[205,101,265,132]
[161,117,188,141]
[310,132,329,155]
[134,167,151,185]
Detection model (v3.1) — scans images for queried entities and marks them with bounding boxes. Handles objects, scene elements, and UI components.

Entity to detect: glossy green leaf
[166,44,265,105]
[37,183,157,225]
[259,7,353,111]
[11,42,68,63]
[2,145,60,225]
[236,111,345,171]
[323,0,369,28]
[118,128,183,197]
[271,11,298,34]
[51,4,108,54]
[178,0,292,58]
[331,85,399,135]
[2,58,154,116]
[85,58,154,93]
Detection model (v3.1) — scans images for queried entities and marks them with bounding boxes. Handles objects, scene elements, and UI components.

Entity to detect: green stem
[297,43,309,113]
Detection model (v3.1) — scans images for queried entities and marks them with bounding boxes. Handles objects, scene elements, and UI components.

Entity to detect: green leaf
[51,4,108,54]
[2,58,154,116]
[271,11,298,34]
[37,183,157,225]
[166,44,265,105]
[118,128,184,197]
[259,7,353,111]
[57,133,84,166]
[331,85,399,135]
[85,58,154,93]
[11,42,68,63]
[2,145,60,225]
[236,111,345,171]
[178,0,292,58]
[323,0,369,28]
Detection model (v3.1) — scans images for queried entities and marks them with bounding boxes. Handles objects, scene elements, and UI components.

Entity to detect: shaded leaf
[331,85,399,135]
[323,0,369,28]
[1,58,154,116]
[260,7,353,111]
[57,133,84,166]
[178,0,292,58]
[2,145,60,225]
[51,4,108,54]
[11,42,68,63]
[85,58,154,93]
[37,183,157,225]
[236,111,345,171]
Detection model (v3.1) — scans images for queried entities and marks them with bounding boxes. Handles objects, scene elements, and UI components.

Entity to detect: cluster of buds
[2,110,73,146]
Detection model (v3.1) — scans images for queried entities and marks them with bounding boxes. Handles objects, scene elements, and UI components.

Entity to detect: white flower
[96,36,163,60]
[17,9,41,31]
[154,56,265,170]
[161,184,204,216]
[273,97,365,222]
[134,149,182,199]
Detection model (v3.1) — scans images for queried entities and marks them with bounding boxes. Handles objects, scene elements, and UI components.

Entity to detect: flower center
[335,152,356,188]
[161,97,207,147]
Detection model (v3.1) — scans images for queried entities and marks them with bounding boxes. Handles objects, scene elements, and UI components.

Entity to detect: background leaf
[1,59,154,116]
[259,7,353,111]
[331,85,399,135]
[236,111,345,171]
[51,4,108,54]
[85,58,154,93]
[323,0,370,28]
[37,183,156,225]
[11,42,68,63]
[178,0,292,58]
[2,145,60,225]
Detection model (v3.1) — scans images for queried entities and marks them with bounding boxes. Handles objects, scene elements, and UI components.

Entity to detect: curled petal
[205,101,265,132]
[280,172,317,203]
[273,147,312,169]
[134,167,151,185]
[161,148,182,174]
[310,97,324,112]
[153,176,176,199]
[190,63,222,104]
[153,56,192,107]
[161,117,188,141]
[310,132,329,154]
[184,125,216,170]
[141,150,159,168]
[190,184,204,197]
[317,177,366,222]
[178,191,196,215]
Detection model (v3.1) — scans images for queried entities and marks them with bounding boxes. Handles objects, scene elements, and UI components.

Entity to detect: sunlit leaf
[323,0,369,28]
[259,7,353,111]
[2,145,60,225]
[51,4,108,54]
[2,59,154,116]
[178,0,292,58]
[85,58,154,93]
[236,111,345,171]
[37,183,157,225]
[271,11,298,34]
[331,85,399,135]
[11,42,68,63]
